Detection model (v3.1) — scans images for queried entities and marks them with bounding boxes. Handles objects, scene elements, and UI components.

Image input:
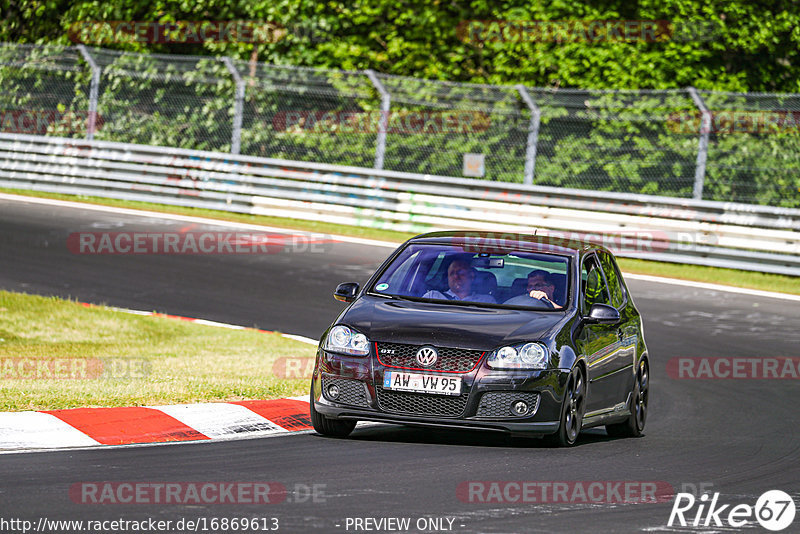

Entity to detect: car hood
[339,295,568,351]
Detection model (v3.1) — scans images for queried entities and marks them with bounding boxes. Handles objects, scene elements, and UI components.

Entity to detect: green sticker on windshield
[375,283,389,291]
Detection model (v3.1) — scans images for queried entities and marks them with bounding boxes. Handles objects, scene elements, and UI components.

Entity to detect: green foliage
[1,1,798,206]
[4,0,799,92]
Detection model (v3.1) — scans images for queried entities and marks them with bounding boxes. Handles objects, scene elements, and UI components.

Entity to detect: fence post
[516,85,541,186]
[76,45,100,141]
[223,57,245,155]
[365,69,390,170]
[687,87,711,201]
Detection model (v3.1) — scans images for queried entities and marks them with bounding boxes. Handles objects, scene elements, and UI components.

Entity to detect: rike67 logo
[669,490,796,531]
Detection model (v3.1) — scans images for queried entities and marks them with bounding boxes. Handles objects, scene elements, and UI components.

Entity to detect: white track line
[281,334,320,345]
[623,273,800,302]
[2,192,797,301]
[107,305,320,346]
[0,192,396,248]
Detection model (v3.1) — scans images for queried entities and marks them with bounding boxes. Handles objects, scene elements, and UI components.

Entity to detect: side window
[581,255,610,312]
[598,251,625,309]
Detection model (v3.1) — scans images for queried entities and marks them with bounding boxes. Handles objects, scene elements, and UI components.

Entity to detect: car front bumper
[311,348,571,436]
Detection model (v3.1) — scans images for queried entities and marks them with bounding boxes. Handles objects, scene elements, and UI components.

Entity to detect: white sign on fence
[463,153,485,177]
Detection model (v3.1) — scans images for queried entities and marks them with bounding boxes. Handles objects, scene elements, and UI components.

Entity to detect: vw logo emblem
[415,346,438,367]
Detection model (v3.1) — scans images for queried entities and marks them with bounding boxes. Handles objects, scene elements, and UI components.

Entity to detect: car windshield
[369,243,570,310]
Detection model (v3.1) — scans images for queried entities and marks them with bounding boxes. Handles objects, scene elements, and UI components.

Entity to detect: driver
[526,270,563,309]
[423,257,496,303]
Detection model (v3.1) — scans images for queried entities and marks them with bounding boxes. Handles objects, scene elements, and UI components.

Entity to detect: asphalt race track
[0,195,798,533]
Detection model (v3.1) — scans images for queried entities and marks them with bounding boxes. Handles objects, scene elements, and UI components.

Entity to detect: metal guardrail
[3,43,800,208]
[0,132,798,276]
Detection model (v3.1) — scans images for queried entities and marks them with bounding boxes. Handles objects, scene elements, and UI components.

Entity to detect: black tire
[606,359,648,438]
[310,391,356,438]
[544,367,586,447]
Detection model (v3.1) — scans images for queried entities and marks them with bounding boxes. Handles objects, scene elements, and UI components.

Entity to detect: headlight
[324,325,370,356]
[486,342,549,369]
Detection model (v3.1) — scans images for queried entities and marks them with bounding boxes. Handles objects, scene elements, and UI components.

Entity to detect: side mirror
[334,282,359,303]
[585,303,620,324]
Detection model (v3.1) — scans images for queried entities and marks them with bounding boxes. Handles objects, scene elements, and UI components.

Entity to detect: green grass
[2,187,798,295]
[0,291,315,411]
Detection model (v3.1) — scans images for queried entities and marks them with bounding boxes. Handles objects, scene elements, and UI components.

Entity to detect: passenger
[526,270,563,309]
[423,258,496,303]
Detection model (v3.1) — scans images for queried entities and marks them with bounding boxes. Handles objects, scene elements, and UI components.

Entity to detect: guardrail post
[76,45,101,141]
[687,87,711,201]
[516,84,541,185]
[223,57,245,155]
[365,70,390,170]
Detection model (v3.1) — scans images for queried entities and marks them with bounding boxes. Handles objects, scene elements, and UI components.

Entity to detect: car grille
[375,342,484,372]
[476,392,540,418]
[375,386,468,417]
[322,377,370,407]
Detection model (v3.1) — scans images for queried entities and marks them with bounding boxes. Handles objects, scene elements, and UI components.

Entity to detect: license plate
[383,371,462,396]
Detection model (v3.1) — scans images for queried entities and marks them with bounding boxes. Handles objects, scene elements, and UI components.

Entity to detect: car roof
[406,230,605,257]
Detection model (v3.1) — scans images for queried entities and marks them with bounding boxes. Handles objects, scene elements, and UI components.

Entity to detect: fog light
[327,384,340,400]
[512,400,529,416]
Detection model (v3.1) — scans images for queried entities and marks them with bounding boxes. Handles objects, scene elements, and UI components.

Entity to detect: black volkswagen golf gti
[310,232,649,446]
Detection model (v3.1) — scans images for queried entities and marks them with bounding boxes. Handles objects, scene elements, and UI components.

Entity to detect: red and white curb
[0,396,313,452]
[0,303,320,452]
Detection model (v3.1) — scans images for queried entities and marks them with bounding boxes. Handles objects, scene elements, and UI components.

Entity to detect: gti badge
[416,346,438,367]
